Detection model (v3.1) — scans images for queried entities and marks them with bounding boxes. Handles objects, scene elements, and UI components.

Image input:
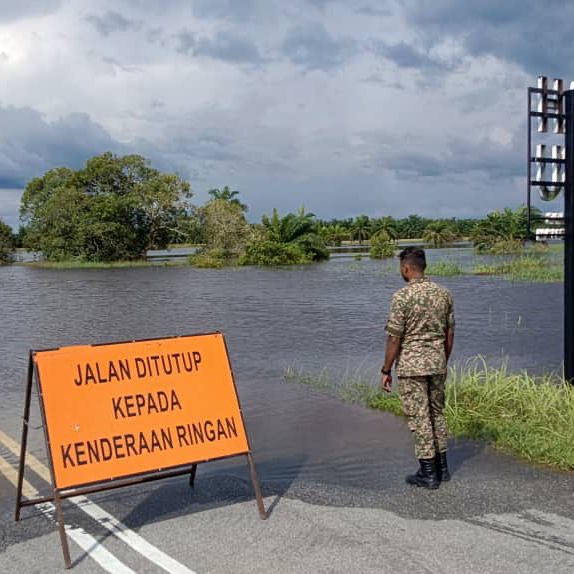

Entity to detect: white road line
[0,429,197,574]
[0,454,136,574]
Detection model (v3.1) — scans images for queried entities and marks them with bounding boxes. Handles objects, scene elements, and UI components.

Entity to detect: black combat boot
[406,458,440,489]
[435,451,451,482]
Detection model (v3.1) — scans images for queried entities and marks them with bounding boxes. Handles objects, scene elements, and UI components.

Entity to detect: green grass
[284,361,574,470]
[474,255,563,282]
[426,260,464,276]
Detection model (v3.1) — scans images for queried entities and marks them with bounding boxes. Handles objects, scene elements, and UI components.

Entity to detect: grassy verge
[284,361,574,470]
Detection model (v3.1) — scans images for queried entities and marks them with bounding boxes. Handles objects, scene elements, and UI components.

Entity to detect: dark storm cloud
[0,106,120,188]
[85,11,139,36]
[195,32,262,64]
[372,41,453,72]
[0,0,62,23]
[176,30,262,64]
[401,0,574,77]
[367,129,522,181]
[281,22,355,71]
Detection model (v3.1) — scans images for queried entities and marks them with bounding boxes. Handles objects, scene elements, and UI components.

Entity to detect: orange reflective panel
[34,333,249,489]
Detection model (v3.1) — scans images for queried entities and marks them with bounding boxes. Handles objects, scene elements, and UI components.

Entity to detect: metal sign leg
[15,353,34,522]
[246,453,267,520]
[189,464,198,488]
[54,491,72,569]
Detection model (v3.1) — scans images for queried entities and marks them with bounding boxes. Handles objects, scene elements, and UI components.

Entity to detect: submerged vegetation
[471,206,536,254]
[241,207,329,266]
[285,361,574,470]
[189,205,330,267]
[369,230,396,259]
[426,261,464,276]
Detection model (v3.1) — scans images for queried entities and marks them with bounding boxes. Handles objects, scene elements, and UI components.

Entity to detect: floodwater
[0,249,563,489]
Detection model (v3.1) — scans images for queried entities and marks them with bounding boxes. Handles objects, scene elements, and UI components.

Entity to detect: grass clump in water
[426,260,464,276]
[285,360,574,470]
[474,255,563,282]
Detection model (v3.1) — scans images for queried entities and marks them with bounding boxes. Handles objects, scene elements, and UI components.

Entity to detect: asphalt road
[1,396,574,574]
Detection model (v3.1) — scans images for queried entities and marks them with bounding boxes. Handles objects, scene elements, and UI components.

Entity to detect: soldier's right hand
[380,373,393,393]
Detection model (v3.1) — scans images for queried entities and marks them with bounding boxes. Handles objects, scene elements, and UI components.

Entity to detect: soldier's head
[398,247,426,282]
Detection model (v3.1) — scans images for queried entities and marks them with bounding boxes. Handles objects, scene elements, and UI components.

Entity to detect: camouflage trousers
[398,374,448,459]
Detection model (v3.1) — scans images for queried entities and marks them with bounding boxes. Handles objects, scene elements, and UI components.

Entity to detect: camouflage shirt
[385,277,455,377]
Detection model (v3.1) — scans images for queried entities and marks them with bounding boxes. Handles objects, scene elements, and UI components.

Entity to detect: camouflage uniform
[385,277,455,459]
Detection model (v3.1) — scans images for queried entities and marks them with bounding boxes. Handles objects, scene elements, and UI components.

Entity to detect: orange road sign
[34,333,250,489]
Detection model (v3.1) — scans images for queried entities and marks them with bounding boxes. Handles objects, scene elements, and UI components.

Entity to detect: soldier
[380,247,455,489]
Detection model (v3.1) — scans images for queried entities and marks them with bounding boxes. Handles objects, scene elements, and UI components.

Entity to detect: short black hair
[398,247,426,271]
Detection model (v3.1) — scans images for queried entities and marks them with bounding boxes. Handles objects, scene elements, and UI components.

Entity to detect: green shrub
[476,238,525,254]
[369,230,396,259]
[188,248,228,268]
[239,239,311,266]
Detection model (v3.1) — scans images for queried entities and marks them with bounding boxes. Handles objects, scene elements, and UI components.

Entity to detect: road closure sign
[34,333,250,489]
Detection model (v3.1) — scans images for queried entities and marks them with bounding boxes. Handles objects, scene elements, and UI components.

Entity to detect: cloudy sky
[1,0,573,228]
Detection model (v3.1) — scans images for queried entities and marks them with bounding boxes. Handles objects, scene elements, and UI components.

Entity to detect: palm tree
[261,206,317,244]
[371,216,398,240]
[423,222,456,248]
[259,206,328,261]
[351,215,370,245]
[207,186,248,212]
[399,214,426,239]
[328,224,349,246]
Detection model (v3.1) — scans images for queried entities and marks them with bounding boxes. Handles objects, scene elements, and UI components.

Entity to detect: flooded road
[0,250,563,490]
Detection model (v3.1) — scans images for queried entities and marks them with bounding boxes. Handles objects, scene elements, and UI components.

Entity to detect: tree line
[0,153,539,266]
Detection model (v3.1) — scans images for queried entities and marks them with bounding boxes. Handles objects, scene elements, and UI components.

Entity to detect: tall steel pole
[564,89,574,383]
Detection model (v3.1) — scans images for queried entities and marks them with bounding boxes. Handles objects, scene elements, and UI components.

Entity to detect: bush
[369,230,396,259]
[474,238,524,254]
[240,239,311,266]
[188,248,228,268]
